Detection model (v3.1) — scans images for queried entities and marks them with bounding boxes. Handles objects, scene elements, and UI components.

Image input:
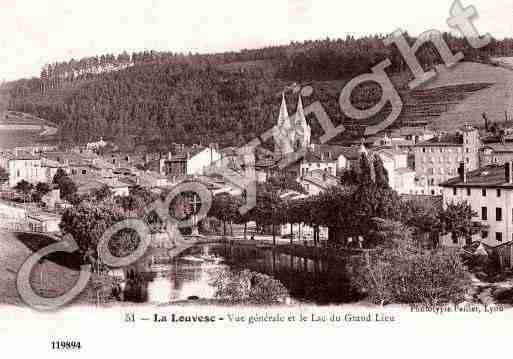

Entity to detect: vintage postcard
[1,0,512,356]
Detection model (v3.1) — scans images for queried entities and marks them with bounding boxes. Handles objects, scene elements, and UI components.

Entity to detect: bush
[354,240,469,305]
[212,269,289,304]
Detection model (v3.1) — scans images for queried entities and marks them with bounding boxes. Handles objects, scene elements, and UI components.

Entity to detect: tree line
[4,33,512,149]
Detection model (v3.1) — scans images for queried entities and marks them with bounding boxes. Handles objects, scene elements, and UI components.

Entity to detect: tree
[373,155,389,188]
[353,220,469,305]
[208,193,240,236]
[92,185,112,202]
[14,180,33,202]
[357,152,374,185]
[59,202,139,264]
[52,168,77,201]
[35,182,51,195]
[438,202,484,245]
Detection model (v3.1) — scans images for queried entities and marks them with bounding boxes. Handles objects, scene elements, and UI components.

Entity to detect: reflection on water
[130,243,358,305]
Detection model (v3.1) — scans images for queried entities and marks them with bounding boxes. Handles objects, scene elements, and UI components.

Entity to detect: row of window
[453,187,502,197]
[453,231,507,244]
[480,206,507,221]
[420,147,461,153]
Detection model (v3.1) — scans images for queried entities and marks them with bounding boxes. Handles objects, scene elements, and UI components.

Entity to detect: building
[5,152,47,187]
[413,124,481,195]
[86,137,107,151]
[297,169,340,196]
[162,145,222,176]
[373,147,415,194]
[479,142,513,166]
[74,176,130,197]
[273,94,311,156]
[299,144,363,177]
[440,162,513,247]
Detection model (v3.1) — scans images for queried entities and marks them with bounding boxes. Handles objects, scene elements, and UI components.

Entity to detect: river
[123,243,360,305]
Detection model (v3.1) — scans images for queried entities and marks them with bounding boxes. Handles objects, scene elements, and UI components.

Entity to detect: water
[127,243,359,305]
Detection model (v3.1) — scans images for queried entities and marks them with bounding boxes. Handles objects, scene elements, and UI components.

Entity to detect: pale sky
[0,0,512,81]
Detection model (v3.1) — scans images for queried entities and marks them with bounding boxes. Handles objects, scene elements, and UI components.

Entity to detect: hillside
[5,34,512,150]
[0,111,58,148]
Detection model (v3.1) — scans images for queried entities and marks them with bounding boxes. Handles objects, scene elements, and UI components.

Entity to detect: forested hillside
[4,33,509,150]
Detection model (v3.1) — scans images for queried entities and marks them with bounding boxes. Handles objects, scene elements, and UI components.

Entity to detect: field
[313,61,513,134]
[0,111,58,148]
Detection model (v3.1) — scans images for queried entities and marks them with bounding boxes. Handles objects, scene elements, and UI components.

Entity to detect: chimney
[458,161,467,183]
[506,161,513,184]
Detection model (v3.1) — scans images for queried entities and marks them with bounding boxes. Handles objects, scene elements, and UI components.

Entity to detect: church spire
[295,95,306,126]
[277,92,289,128]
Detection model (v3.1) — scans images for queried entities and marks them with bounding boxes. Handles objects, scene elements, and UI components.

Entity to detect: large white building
[5,153,47,187]
[440,162,513,247]
[373,147,415,194]
[414,124,481,195]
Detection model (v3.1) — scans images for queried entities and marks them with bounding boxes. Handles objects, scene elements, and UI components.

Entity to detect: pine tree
[373,155,390,188]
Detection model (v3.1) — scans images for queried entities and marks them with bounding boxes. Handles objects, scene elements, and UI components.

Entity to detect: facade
[373,148,415,194]
[300,144,362,177]
[6,154,47,187]
[161,146,222,176]
[413,124,480,195]
[479,143,513,166]
[440,162,513,247]
[297,169,340,196]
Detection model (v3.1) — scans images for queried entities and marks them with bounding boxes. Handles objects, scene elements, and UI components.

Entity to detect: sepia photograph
[1,0,513,356]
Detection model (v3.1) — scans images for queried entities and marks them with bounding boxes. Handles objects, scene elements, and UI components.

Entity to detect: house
[373,147,415,194]
[4,152,47,187]
[479,143,513,166]
[297,169,340,196]
[162,145,222,176]
[28,211,61,233]
[440,161,513,247]
[0,200,28,230]
[413,124,481,195]
[74,176,130,197]
[86,137,107,151]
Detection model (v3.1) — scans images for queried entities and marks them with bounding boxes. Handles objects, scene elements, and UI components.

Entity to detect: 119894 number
[51,341,81,350]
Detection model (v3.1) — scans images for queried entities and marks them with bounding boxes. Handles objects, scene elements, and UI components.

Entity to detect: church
[272,93,311,156]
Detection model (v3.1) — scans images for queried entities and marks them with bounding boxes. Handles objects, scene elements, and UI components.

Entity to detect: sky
[0,0,512,81]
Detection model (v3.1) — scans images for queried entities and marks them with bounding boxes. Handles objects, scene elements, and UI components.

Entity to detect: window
[481,231,488,239]
[496,232,503,242]
[466,188,471,196]
[451,233,458,244]
[82,169,87,175]
[16,170,20,177]
[497,189,502,197]
[482,188,486,197]
[453,188,457,195]
[431,190,435,195]
[422,148,426,153]
[496,207,503,221]
[482,207,487,220]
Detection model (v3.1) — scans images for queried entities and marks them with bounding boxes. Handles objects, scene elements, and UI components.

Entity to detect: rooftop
[440,164,513,188]
[415,133,463,147]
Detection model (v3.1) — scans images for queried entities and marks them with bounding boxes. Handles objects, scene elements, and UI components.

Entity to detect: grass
[0,231,112,307]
